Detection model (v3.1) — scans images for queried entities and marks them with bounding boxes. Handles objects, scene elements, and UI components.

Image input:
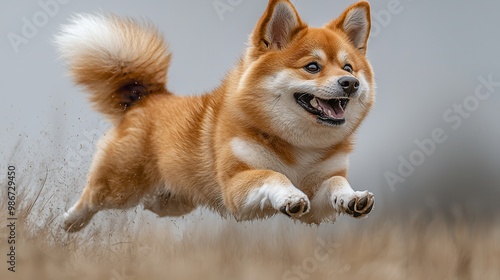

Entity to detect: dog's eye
[343,64,353,73]
[304,62,321,74]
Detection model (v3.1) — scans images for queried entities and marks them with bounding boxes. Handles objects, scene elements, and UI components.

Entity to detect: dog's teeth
[310,98,319,109]
[328,109,332,116]
[316,101,323,111]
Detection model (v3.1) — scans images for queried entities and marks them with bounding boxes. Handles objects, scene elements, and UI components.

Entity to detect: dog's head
[232,0,375,148]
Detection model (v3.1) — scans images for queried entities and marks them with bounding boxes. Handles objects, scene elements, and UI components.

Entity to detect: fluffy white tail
[55,14,171,122]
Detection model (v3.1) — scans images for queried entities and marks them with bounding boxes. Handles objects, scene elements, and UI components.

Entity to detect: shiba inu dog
[56,0,375,232]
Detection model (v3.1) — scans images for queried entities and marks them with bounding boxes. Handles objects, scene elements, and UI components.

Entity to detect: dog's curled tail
[55,14,171,122]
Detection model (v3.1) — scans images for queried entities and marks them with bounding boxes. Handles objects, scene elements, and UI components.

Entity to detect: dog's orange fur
[56,0,376,232]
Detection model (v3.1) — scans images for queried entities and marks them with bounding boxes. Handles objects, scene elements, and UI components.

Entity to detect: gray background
[1,0,499,223]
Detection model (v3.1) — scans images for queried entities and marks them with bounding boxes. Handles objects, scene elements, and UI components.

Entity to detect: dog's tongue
[317,98,345,119]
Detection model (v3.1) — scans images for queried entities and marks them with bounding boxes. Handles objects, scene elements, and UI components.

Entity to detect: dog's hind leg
[63,185,99,232]
[63,168,148,232]
[63,127,153,232]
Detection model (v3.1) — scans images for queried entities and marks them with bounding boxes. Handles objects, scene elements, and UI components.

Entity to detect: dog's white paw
[62,204,95,232]
[276,192,310,219]
[332,190,374,218]
[244,183,311,219]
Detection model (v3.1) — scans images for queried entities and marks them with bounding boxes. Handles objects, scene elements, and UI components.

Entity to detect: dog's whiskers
[271,95,282,111]
[359,98,367,107]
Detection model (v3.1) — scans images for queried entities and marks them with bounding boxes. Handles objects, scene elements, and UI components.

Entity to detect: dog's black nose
[338,76,360,95]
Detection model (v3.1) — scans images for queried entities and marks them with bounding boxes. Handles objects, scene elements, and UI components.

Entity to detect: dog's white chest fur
[230,137,349,187]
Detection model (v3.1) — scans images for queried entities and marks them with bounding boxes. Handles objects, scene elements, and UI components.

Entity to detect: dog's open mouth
[294,93,349,126]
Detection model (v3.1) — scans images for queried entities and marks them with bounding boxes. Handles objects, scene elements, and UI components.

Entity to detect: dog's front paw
[279,195,311,219]
[332,190,374,218]
[241,180,311,220]
[276,191,310,219]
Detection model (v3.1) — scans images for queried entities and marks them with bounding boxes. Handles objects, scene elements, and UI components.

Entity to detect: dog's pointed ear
[326,1,371,54]
[251,0,306,51]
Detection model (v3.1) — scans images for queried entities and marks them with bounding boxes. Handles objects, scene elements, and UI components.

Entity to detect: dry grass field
[0,168,499,280]
[1,194,499,280]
